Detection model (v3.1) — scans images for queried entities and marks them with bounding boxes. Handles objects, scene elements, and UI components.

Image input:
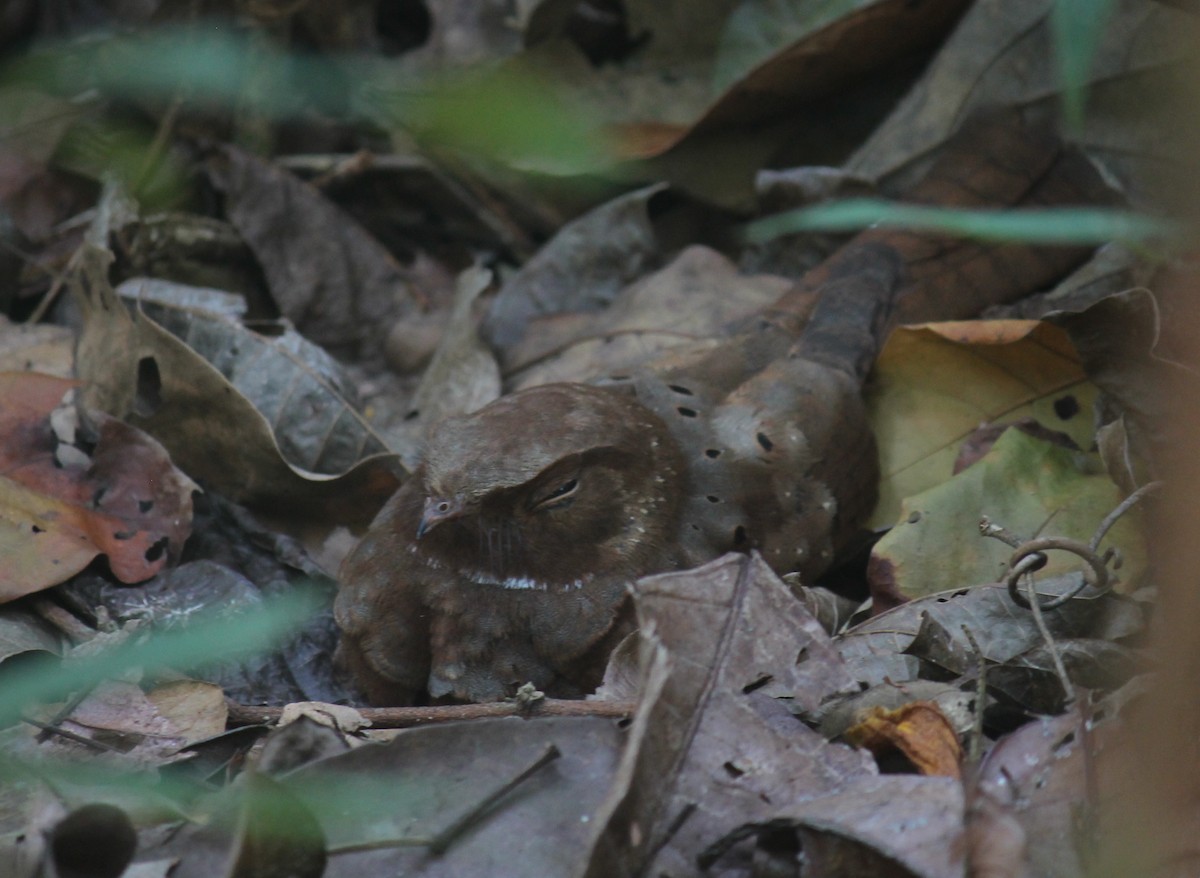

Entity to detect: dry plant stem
[430,744,561,854]
[960,624,988,763]
[34,688,93,745]
[325,745,562,857]
[225,697,638,728]
[1022,572,1075,705]
[1089,480,1162,550]
[978,516,1023,548]
[132,94,184,193]
[32,598,95,645]
[307,150,375,188]
[1005,537,1109,611]
[21,716,121,753]
[277,153,424,177]
[26,248,80,325]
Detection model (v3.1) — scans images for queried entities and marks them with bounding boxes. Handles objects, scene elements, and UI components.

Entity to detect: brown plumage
[334,385,685,703]
[335,115,1117,703]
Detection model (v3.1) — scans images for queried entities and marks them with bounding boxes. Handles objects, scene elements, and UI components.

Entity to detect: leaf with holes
[0,372,196,599]
[587,554,874,875]
[865,319,1095,529]
[72,243,401,525]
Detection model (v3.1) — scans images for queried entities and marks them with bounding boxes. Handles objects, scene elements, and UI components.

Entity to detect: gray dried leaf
[485,184,668,351]
[392,266,500,467]
[75,244,401,521]
[836,577,1131,689]
[848,0,1191,203]
[585,554,872,877]
[283,716,624,876]
[206,145,417,360]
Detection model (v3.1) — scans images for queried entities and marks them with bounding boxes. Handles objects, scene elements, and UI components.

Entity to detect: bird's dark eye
[533,478,578,510]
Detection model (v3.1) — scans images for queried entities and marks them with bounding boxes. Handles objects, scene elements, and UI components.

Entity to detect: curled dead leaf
[73,242,400,525]
[844,701,963,778]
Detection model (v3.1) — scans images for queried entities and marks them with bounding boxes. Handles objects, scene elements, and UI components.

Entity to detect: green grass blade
[1051,0,1118,133]
[741,198,1177,245]
[0,588,320,729]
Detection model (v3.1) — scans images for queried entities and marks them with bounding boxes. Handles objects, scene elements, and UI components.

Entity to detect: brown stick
[226,697,638,729]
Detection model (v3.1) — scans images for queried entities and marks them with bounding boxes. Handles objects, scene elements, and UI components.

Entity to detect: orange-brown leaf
[0,372,196,599]
[845,701,963,778]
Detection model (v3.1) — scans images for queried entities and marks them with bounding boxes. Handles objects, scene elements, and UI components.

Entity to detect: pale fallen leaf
[866,319,1093,529]
[870,427,1145,603]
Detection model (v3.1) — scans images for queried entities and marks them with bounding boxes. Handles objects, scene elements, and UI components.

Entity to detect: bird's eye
[533,477,578,510]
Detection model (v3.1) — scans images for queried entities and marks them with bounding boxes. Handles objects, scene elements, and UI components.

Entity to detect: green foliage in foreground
[1051,0,1118,134]
[742,199,1177,246]
[0,588,320,730]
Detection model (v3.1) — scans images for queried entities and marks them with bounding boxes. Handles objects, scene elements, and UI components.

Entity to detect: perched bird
[335,115,1115,704]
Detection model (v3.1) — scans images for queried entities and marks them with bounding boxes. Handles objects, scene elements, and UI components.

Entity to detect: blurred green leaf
[1051,0,1118,133]
[371,66,615,175]
[742,198,1177,245]
[1,27,615,176]
[0,587,319,729]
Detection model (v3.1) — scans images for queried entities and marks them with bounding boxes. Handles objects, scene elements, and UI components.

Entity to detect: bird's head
[413,383,686,586]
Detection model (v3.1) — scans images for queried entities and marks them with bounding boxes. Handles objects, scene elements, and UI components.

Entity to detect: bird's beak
[417,495,465,538]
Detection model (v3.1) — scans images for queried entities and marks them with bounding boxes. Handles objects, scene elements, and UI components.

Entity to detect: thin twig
[226,697,637,728]
[960,625,988,763]
[1023,571,1075,706]
[1090,481,1162,550]
[22,716,122,753]
[430,744,561,854]
[978,516,1023,548]
[326,744,565,857]
[327,836,433,855]
[26,248,81,325]
[34,687,93,744]
[32,597,96,645]
[1005,537,1109,610]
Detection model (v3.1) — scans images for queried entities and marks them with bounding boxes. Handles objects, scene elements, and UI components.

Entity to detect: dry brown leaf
[392,266,500,466]
[277,716,623,877]
[485,183,669,352]
[32,680,195,767]
[836,577,1141,692]
[509,245,791,389]
[206,145,418,360]
[144,680,228,745]
[847,0,1194,200]
[0,603,63,667]
[585,553,873,876]
[623,0,971,157]
[844,702,963,779]
[986,243,1153,323]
